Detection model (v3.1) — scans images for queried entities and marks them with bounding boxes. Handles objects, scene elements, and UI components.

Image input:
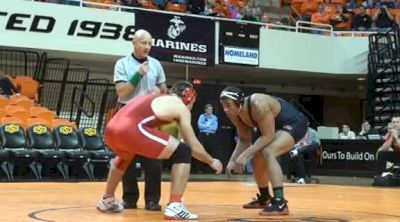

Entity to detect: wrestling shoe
[164,202,199,220]
[243,193,271,209]
[97,197,124,213]
[259,197,289,216]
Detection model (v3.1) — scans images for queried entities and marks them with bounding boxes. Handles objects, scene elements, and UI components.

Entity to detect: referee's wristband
[129,71,142,86]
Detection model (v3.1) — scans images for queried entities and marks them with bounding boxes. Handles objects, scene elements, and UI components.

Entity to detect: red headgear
[171,81,197,105]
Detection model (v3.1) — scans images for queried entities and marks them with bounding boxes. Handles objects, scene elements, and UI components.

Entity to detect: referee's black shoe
[145,201,162,211]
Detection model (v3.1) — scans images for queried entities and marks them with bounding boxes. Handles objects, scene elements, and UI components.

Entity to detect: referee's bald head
[132,29,152,44]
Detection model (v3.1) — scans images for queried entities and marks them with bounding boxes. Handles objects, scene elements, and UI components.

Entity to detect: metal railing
[29,0,379,37]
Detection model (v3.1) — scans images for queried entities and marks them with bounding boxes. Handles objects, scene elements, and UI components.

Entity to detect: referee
[113,29,166,211]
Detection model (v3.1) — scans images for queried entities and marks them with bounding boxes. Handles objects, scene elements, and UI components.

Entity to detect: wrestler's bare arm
[153,96,214,164]
[228,114,252,162]
[241,96,275,158]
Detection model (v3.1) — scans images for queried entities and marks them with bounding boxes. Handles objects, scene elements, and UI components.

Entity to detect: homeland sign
[135,11,215,66]
[223,46,259,65]
[219,20,261,65]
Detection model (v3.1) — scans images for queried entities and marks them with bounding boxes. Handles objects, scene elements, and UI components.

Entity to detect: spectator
[260,12,270,23]
[0,70,19,97]
[371,5,394,32]
[329,4,350,30]
[339,124,356,139]
[358,120,379,139]
[203,0,217,16]
[361,0,375,9]
[212,0,230,17]
[188,0,205,14]
[224,0,242,19]
[322,0,336,16]
[311,5,330,34]
[194,103,218,173]
[395,12,400,26]
[240,6,259,21]
[345,0,357,14]
[252,6,262,21]
[171,0,188,5]
[122,0,141,7]
[352,6,372,31]
[300,0,320,21]
[381,0,397,9]
[384,122,393,140]
[287,127,320,184]
[153,0,168,9]
[375,116,400,176]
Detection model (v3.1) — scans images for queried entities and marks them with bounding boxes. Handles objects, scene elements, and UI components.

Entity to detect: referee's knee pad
[170,142,192,164]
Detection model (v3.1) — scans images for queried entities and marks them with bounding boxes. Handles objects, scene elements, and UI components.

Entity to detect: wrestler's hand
[139,61,149,76]
[235,153,248,174]
[225,161,236,178]
[209,158,223,174]
[151,86,161,95]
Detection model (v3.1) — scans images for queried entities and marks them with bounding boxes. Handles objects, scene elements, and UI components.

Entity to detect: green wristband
[129,71,142,86]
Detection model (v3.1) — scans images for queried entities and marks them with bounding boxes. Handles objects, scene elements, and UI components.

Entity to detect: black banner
[219,20,261,65]
[135,11,215,66]
[315,139,382,177]
[219,20,261,48]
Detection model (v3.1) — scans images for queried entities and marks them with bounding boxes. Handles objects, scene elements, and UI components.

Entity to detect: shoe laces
[102,197,117,208]
[169,202,193,216]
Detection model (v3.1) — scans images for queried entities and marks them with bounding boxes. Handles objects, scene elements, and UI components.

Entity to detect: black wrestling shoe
[259,197,289,216]
[243,193,271,209]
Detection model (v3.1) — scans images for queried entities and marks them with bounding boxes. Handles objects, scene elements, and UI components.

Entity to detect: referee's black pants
[193,132,216,173]
[122,154,162,205]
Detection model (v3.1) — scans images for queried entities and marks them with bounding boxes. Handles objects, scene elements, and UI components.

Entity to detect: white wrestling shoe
[97,197,124,213]
[164,202,199,220]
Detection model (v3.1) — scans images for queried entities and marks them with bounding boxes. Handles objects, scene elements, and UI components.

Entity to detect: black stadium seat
[53,125,93,181]
[27,124,68,181]
[79,127,115,179]
[0,123,40,181]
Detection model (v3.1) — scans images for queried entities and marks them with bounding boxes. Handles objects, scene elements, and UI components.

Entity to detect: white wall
[259,28,370,74]
[0,0,133,56]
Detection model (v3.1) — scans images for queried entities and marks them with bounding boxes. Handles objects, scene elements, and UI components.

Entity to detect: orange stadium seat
[9,95,30,105]
[13,98,35,110]
[52,118,77,130]
[12,76,40,101]
[166,2,187,13]
[20,80,40,101]
[14,75,34,84]
[5,105,27,113]
[5,105,31,121]
[330,0,345,4]
[0,108,6,118]
[33,110,57,124]
[30,106,51,114]
[0,96,10,108]
[25,117,51,129]
[1,116,24,128]
[138,0,159,9]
